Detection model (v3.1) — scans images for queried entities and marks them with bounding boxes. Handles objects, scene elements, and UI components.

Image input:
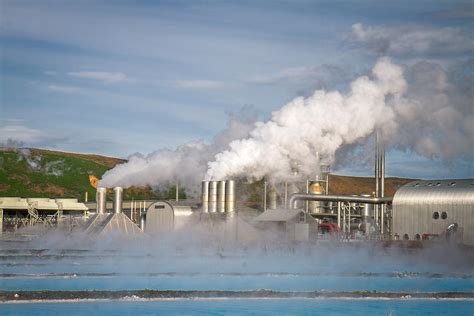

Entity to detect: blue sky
[0,0,472,179]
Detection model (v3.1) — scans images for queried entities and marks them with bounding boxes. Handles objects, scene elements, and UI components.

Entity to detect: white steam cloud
[207,58,473,181]
[100,108,257,193]
[102,58,473,190]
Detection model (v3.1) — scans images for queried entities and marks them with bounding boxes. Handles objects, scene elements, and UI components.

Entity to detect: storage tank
[308,182,323,213]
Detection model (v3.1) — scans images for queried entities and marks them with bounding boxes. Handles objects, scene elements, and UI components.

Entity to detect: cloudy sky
[1,0,472,179]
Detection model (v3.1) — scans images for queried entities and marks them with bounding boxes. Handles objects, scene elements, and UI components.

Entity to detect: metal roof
[0,197,88,211]
[0,197,30,209]
[393,179,474,206]
[253,209,302,222]
[55,199,88,211]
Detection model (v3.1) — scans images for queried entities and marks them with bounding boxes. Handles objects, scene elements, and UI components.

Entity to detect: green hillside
[0,148,184,201]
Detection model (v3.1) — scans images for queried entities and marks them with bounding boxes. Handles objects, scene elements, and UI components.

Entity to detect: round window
[433,212,439,220]
[415,234,421,240]
[441,212,447,219]
[403,234,409,240]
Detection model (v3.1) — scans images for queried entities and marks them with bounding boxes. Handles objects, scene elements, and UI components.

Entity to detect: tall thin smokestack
[217,180,226,213]
[96,187,107,214]
[201,181,209,213]
[225,180,235,212]
[209,181,218,213]
[113,187,123,214]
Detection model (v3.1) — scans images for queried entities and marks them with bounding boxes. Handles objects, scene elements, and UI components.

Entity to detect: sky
[0,0,473,179]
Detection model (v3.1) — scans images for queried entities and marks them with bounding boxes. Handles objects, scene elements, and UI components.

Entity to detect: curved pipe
[289,193,392,209]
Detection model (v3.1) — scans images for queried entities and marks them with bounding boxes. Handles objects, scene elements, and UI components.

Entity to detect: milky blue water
[1,239,473,315]
[2,299,474,316]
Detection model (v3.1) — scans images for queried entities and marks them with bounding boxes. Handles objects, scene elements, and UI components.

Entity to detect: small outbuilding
[143,201,194,235]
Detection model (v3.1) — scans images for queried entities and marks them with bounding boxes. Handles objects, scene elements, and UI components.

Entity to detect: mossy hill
[0,148,185,201]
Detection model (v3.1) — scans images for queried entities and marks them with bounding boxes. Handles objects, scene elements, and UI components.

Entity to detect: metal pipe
[263,181,267,211]
[140,213,146,232]
[217,180,226,213]
[269,187,277,210]
[325,173,329,195]
[289,193,392,209]
[381,142,385,235]
[225,180,235,212]
[305,179,309,213]
[201,181,209,213]
[96,187,107,214]
[176,182,179,201]
[337,202,341,229]
[113,187,123,214]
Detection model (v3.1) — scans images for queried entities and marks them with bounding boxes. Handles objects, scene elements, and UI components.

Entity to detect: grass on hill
[0,148,185,201]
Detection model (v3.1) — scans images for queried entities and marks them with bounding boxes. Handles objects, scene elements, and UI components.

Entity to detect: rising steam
[206,58,473,181]
[102,58,473,189]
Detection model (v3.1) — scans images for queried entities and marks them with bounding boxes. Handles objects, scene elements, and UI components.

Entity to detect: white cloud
[172,80,224,89]
[350,23,474,56]
[248,64,347,85]
[47,84,82,93]
[68,71,128,83]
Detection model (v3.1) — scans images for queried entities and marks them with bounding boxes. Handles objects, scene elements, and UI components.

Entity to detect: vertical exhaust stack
[269,186,278,210]
[217,180,226,213]
[225,180,235,213]
[201,181,209,213]
[209,181,218,213]
[113,187,123,214]
[96,187,107,214]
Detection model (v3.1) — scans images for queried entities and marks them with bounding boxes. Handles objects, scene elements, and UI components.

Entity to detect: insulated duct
[289,193,392,209]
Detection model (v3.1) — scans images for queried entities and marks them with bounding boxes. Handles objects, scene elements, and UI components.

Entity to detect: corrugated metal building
[143,201,194,235]
[392,179,474,245]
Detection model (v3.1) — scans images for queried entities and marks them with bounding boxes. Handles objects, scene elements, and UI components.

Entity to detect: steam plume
[102,58,473,189]
[206,58,473,182]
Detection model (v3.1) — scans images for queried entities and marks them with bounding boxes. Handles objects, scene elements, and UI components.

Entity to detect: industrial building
[0,197,88,232]
[392,179,474,244]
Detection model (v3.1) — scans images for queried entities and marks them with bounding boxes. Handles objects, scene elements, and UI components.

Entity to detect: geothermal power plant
[1,141,473,246]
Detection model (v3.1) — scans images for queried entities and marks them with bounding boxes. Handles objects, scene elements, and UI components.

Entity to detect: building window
[441,212,447,220]
[403,234,409,240]
[415,234,421,240]
[433,212,439,220]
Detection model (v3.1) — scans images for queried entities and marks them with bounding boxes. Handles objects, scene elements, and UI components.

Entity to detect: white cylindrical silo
[209,181,218,213]
[225,180,235,212]
[201,181,209,213]
[217,180,226,213]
